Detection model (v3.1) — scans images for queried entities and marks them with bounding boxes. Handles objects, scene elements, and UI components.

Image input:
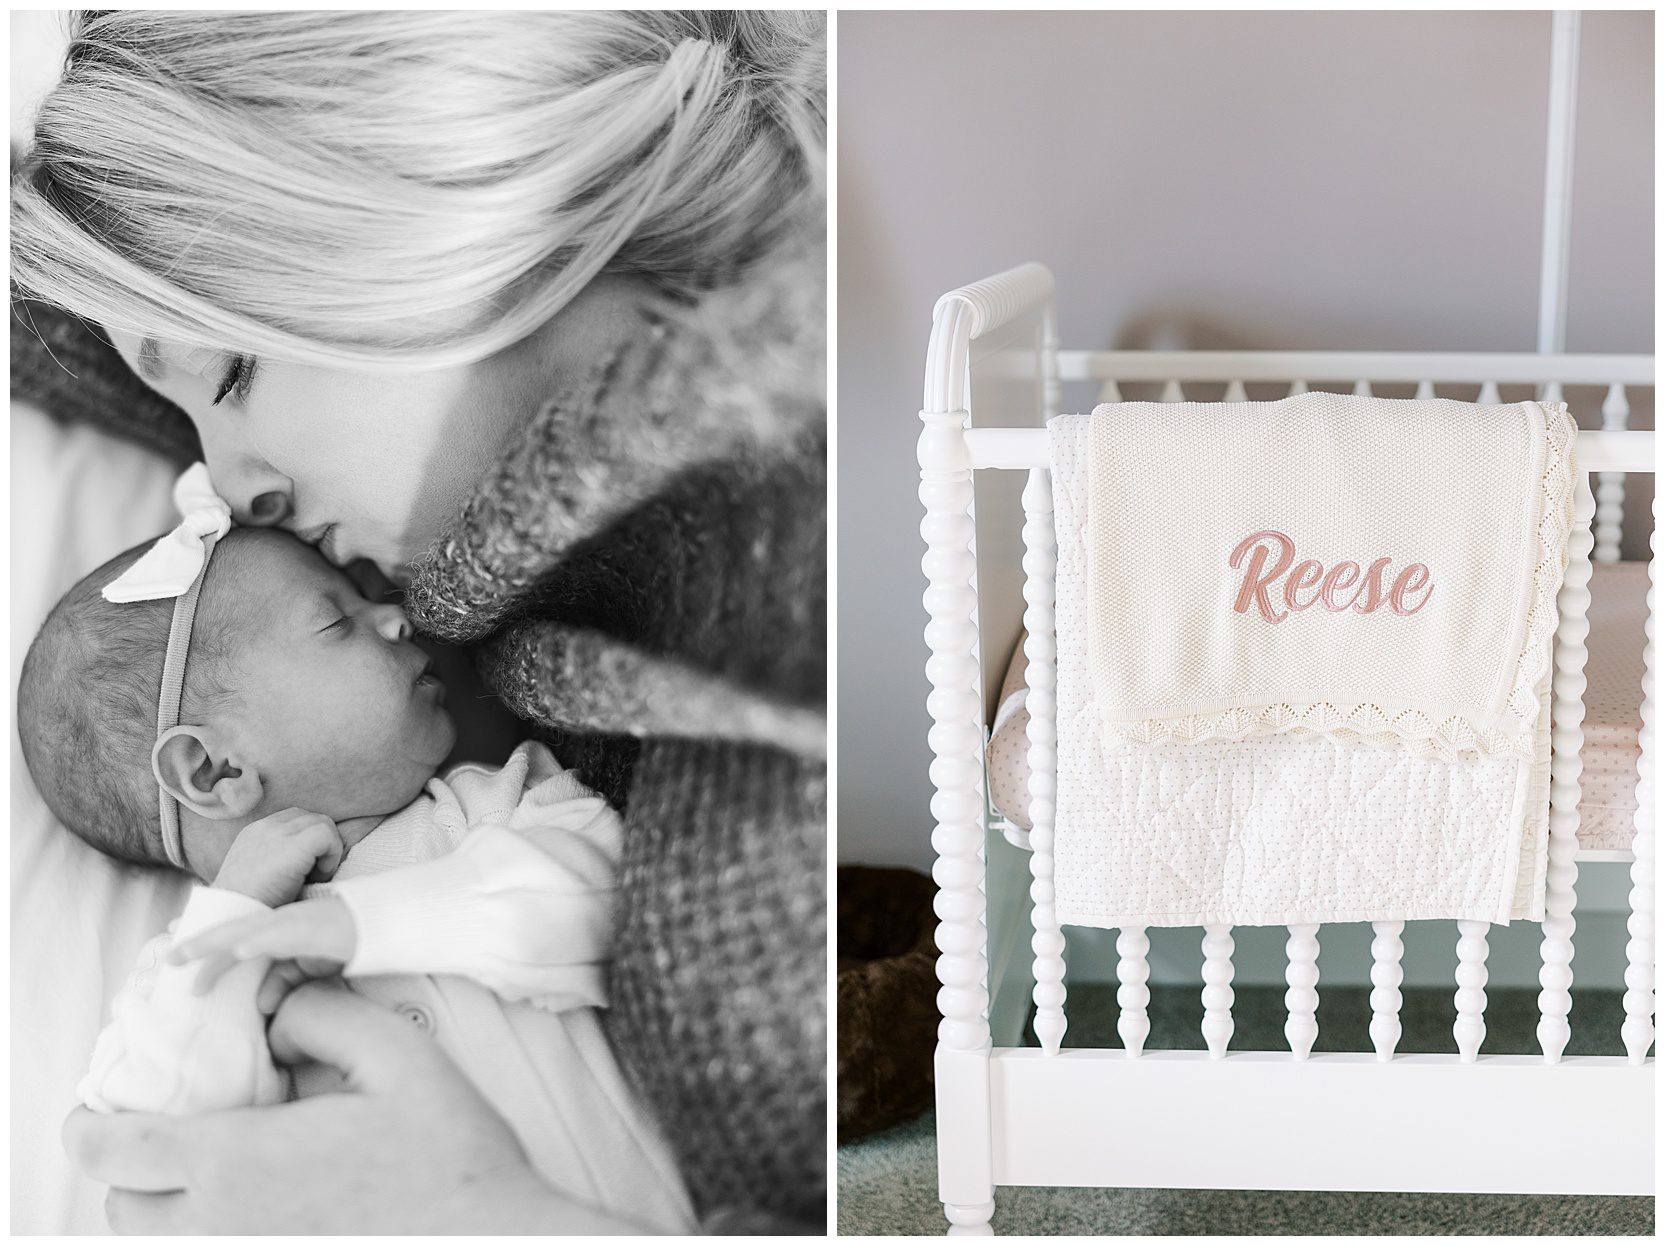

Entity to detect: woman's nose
[370,603,413,643]
[244,490,293,526]
[193,422,293,527]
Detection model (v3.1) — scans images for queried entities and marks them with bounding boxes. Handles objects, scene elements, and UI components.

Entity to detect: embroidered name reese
[1228,530,1434,624]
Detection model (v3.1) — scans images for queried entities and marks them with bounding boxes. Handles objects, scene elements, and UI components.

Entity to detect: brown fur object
[837,865,939,1142]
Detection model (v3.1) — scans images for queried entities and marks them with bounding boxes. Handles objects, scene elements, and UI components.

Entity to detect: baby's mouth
[414,657,445,699]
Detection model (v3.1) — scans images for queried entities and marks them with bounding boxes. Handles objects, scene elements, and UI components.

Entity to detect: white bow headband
[103,463,234,872]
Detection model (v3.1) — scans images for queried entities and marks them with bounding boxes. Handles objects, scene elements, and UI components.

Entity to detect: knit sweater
[10,231,827,1232]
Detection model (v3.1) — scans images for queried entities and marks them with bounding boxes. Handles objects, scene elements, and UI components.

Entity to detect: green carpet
[838,985,1655,1235]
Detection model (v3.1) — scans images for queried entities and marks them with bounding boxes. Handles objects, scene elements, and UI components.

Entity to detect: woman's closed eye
[212,354,260,406]
[320,615,352,635]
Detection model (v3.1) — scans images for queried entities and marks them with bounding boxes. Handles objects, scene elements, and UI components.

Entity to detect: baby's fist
[213,809,344,908]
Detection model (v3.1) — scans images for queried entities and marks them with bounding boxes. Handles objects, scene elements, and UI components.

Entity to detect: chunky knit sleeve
[401,222,828,1230]
[10,295,201,464]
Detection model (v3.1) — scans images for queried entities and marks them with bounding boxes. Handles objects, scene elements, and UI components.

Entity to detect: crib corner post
[1622,514,1658,1064]
[1538,474,1596,1064]
[920,405,996,1235]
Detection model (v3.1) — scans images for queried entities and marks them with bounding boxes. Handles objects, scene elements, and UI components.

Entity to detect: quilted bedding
[989,559,1650,857]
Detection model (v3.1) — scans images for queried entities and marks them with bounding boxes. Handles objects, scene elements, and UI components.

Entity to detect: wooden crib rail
[1056,349,1652,388]
[1058,351,1652,563]
[961,426,1655,474]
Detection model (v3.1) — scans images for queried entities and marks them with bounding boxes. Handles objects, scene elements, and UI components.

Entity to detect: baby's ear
[153,725,263,820]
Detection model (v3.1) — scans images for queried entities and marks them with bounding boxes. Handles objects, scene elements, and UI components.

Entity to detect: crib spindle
[1622,525,1657,1063]
[918,413,990,1058]
[1369,921,1405,1060]
[1021,468,1068,1057]
[1538,476,1596,1063]
[1594,383,1630,563]
[1540,379,1565,406]
[1287,379,1308,396]
[1284,924,1321,1060]
[1414,380,1436,400]
[1352,379,1372,397]
[1200,924,1236,1059]
[1454,920,1491,1062]
[1096,378,1123,405]
[1159,379,1184,403]
[1116,927,1151,1057]
[1223,379,1247,403]
[1478,380,1501,404]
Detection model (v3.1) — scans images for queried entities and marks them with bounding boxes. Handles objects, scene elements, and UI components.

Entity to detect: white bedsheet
[10,402,189,1236]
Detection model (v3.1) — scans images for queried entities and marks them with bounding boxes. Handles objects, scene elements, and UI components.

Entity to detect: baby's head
[19,528,455,881]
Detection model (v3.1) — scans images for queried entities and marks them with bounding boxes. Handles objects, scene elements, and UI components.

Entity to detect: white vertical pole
[919,407,996,1236]
[1021,468,1067,1057]
[1536,11,1581,355]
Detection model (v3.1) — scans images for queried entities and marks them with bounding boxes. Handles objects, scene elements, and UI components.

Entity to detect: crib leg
[944,1201,996,1236]
[921,405,998,1237]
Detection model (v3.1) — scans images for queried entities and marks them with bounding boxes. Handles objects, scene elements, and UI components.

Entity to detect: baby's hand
[167,897,357,1007]
[213,808,345,908]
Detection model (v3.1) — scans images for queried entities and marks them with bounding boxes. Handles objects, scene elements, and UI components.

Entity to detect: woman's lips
[299,522,343,564]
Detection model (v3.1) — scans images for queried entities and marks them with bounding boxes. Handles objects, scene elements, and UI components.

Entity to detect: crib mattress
[986,560,1649,855]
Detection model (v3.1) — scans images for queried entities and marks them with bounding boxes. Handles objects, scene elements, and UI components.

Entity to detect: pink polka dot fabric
[987,563,1649,852]
[1578,561,1649,852]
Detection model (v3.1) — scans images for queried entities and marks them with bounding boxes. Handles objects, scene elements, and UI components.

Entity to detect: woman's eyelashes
[211,354,260,406]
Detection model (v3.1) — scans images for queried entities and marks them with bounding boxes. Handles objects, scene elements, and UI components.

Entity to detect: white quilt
[11,402,189,1236]
[1048,397,1580,930]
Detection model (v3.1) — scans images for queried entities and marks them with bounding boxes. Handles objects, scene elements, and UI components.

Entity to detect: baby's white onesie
[79,741,696,1235]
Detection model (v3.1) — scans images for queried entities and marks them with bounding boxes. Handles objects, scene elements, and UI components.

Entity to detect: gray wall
[838,9,1654,873]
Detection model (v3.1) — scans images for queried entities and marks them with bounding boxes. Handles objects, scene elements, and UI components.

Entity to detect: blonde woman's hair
[11,10,825,371]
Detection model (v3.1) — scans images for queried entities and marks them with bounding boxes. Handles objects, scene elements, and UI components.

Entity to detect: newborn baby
[16,470,694,1235]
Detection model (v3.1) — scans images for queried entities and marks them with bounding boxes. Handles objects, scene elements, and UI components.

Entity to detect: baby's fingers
[166,912,275,966]
[189,951,242,996]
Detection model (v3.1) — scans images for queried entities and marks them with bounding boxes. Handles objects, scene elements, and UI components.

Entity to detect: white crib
[917,260,1655,1234]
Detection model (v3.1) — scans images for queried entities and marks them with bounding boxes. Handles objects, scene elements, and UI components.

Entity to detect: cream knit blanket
[1049,393,1580,927]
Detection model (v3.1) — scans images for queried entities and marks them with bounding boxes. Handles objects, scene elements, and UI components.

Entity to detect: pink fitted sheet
[987,561,1649,854]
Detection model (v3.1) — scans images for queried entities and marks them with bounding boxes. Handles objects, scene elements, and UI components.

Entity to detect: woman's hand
[165,897,356,1007]
[211,809,344,908]
[62,982,647,1235]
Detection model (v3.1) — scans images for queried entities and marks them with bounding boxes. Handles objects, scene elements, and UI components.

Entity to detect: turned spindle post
[920,406,994,1237]
[1454,920,1491,1062]
[1284,924,1321,1060]
[1116,927,1151,1057]
[1200,924,1236,1059]
[1021,467,1067,1056]
[1369,920,1405,1061]
[1622,520,1657,1063]
[1538,476,1595,1063]
[1593,383,1629,563]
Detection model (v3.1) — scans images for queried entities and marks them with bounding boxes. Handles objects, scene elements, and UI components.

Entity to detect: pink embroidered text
[1228,530,1434,624]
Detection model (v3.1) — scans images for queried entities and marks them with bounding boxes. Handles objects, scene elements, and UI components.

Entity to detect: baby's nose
[372,603,413,643]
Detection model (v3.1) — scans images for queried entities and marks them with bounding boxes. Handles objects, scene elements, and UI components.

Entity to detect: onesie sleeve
[79,886,289,1115]
[325,759,622,1014]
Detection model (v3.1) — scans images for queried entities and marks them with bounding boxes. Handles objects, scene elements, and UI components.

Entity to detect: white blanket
[11,403,188,1235]
[1049,394,1580,928]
